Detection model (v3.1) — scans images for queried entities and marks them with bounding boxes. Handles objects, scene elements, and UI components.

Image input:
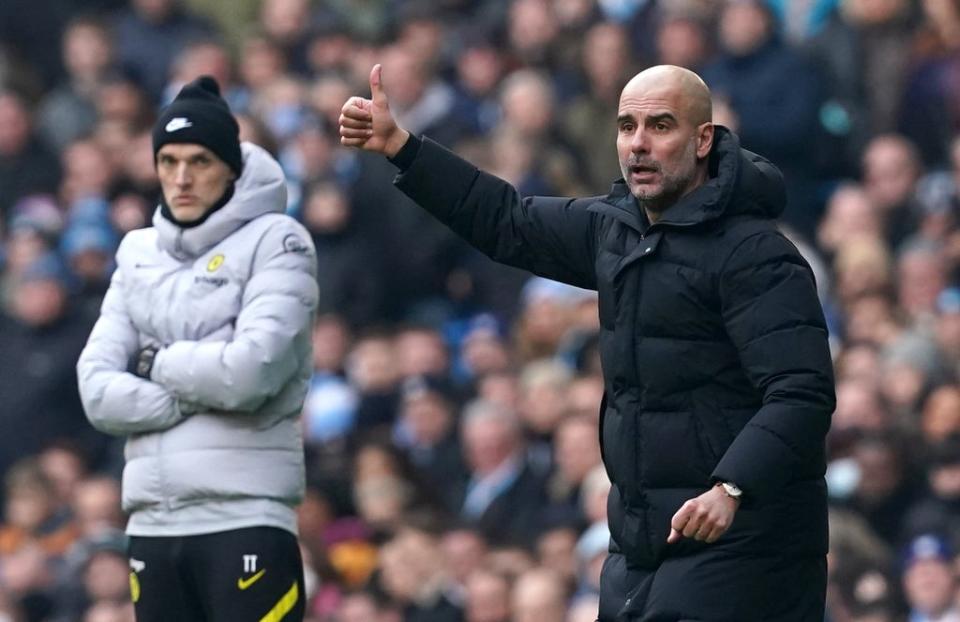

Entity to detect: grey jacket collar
[153,142,287,259]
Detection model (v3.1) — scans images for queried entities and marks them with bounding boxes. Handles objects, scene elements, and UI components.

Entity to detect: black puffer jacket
[394,127,835,568]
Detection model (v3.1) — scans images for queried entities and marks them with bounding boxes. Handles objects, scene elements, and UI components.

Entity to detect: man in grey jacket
[77,76,317,622]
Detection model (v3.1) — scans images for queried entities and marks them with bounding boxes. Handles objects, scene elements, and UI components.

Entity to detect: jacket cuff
[387,134,422,171]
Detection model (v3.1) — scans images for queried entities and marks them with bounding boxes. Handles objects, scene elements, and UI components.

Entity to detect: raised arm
[340,65,598,290]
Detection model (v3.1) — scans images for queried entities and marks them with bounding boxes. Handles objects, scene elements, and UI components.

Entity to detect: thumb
[369,63,388,107]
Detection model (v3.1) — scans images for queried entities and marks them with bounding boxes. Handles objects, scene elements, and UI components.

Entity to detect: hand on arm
[339,64,410,157]
[128,345,159,379]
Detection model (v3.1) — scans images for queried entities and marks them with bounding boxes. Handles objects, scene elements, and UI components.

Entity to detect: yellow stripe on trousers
[258,581,299,622]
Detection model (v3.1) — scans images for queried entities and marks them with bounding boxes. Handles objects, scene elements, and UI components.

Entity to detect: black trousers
[598,551,827,621]
[128,527,305,622]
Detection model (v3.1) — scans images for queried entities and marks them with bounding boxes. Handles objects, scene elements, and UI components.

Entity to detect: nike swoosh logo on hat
[165,117,193,132]
[237,569,266,590]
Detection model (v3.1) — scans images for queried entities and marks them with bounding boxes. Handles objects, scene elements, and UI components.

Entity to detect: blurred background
[1,0,960,620]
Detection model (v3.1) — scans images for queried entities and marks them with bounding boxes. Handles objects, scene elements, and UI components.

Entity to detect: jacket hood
[601,126,786,229]
[154,142,286,259]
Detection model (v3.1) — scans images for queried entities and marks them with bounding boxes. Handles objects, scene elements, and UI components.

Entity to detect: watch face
[722,482,743,498]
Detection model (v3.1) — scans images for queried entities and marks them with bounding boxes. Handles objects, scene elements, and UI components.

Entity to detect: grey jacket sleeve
[151,220,318,412]
[77,267,187,436]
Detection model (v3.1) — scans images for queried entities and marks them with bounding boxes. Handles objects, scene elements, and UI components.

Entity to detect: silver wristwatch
[718,481,743,501]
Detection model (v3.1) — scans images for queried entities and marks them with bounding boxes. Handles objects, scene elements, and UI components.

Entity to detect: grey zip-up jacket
[77,142,318,537]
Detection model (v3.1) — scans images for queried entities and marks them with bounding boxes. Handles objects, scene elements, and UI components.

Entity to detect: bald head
[621,65,712,126]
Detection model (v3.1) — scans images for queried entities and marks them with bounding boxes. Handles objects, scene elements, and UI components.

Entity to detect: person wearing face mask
[77,76,317,622]
[340,63,835,621]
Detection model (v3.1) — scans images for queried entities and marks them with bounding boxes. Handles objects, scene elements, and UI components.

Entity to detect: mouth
[629,165,659,181]
[173,196,197,206]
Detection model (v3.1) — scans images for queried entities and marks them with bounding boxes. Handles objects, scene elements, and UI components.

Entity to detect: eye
[619,122,635,133]
[655,122,669,131]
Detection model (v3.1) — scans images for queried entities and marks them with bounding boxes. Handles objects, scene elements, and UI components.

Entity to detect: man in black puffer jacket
[340,64,835,621]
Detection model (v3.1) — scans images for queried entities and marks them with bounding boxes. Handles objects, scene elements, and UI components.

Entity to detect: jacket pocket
[639,412,714,487]
[608,486,655,568]
[692,409,734,467]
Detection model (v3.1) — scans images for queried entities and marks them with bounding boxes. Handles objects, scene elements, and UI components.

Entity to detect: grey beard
[636,193,670,215]
[635,178,687,217]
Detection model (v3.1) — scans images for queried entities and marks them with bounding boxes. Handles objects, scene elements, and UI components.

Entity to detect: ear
[696,123,714,159]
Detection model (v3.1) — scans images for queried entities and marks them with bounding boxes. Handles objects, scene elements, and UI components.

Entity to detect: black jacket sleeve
[711,230,835,501]
[393,137,598,290]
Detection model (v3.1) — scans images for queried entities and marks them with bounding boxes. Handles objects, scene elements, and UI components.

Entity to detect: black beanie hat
[152,76,242,176]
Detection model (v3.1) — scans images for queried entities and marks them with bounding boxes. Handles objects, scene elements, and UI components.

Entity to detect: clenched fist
[339,64,410,157]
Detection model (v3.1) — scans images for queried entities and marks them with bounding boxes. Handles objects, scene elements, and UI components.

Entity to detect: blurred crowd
[2,0,960,620]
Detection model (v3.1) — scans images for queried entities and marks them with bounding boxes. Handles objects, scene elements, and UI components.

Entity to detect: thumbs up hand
[339,64,410,157]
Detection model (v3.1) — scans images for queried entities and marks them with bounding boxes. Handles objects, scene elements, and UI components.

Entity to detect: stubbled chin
[630,183,662,199]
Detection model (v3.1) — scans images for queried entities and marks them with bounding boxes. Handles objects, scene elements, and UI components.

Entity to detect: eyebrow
[616,112,679,125]
[646,113,678,125]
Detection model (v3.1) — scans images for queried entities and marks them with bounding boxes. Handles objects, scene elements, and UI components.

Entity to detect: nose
[174,162,192,187]
[630,127,650,154]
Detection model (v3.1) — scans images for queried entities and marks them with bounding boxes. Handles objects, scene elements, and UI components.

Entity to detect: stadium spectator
[563,21,634,191]
[511,567,570,622]
[901,437,960,547]
[456,400,547,545]
[463,567,510,622]
[0,92,62,220]
[37,16,115,151]
[654,8,713,71]
[302,180,388,327]
[808,0,916,170]
[901,534,960,622]
[546,415,602,524]
[0,254,103,485]
[377,526,463,622]
[395,375,466,508]
[112,0,215,102]
[862,134,926,249]
[703,0,823,236]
